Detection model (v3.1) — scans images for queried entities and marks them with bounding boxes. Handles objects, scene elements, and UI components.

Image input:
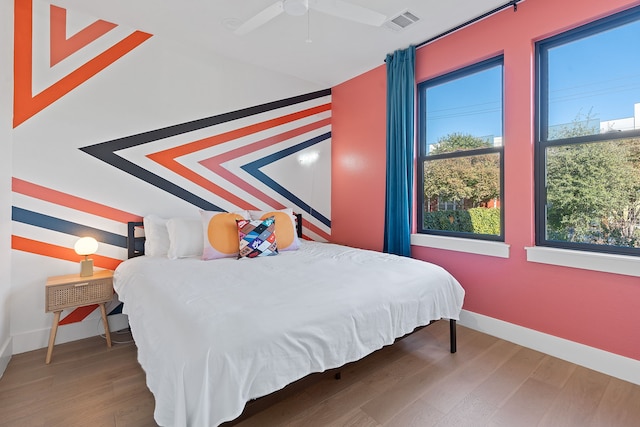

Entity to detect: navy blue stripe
[83,89,331,151]
[78,150,224,212]
[12,207,127,248]
[80,89,331,211]
[241,133,332,228]
[108,302,124,316]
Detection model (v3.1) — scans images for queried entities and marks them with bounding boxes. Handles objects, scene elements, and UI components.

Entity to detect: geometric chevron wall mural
[81,89,332,240]
[9,0,330,341]
[12,88,332,326]
[11,0,153,329]
[13,0,152,127]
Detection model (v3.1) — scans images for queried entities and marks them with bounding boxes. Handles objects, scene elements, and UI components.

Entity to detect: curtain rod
[415,0,524,49]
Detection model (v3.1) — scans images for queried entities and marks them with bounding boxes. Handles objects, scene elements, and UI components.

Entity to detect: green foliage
[468,207,501,235]
[424,208,500,235]
[424,210,473,232]
[545,110,640,248]
[424,133,500,207]
[430,132,492,154]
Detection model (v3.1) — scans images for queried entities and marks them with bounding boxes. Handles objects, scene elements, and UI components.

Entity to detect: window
[536,6,640,256]
[417,57,504,241]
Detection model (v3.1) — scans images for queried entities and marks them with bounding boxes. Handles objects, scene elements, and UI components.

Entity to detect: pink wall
[332,0,640,361]
[331,66,387,250]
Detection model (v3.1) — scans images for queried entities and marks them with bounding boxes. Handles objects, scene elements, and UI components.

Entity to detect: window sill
[525,246,640,277]
[411,233,510,258]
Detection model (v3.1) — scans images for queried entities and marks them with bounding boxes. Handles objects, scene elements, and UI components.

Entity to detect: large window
[417,57,504,241]
[536,6,640,256]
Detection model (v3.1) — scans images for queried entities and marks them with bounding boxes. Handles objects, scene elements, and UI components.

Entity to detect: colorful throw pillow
[201,211,249,260]
[248,208,300,251]
[237,216,278,259]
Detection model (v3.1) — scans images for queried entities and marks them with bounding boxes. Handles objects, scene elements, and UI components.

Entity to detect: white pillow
[167,217,204,259]
[142,215,170,257]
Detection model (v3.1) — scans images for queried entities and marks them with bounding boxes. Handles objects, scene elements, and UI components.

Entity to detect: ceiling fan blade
[235,1,285,35]
[310,0,386,27]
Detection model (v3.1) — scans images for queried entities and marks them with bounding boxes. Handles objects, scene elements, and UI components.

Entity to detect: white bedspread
[114,241,465,427]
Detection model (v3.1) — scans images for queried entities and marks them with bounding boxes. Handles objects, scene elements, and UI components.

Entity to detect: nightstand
[45,269,114,364]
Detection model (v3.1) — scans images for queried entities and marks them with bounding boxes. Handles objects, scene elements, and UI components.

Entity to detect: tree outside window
[544,114,640,248]
[536,6,640,255]
[418,57,504,240]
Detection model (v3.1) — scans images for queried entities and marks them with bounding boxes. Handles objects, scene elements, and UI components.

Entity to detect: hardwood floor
[1,322,639,426]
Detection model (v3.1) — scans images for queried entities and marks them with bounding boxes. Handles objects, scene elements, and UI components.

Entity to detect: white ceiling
[52,0,510,87]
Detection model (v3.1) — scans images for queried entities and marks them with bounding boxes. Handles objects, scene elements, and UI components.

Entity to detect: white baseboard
[11,313,129,355]
[458,310,640,386]
[0,335,11,378]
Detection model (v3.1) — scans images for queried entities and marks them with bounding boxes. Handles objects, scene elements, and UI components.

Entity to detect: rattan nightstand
[45,269,114,364]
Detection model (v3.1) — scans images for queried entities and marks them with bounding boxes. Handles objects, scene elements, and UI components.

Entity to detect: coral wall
[332,0,640,361]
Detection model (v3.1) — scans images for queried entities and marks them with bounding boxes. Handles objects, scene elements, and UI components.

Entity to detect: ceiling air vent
[384,10,420,32]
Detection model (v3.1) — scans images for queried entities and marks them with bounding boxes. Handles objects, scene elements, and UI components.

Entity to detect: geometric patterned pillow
[237,216,278,259]
[248,208,300,251]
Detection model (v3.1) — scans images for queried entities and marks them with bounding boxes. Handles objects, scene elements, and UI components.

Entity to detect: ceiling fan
[234,0,387,35]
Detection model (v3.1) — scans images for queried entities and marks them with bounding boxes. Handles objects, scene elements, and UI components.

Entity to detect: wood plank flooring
[1,322,639,426]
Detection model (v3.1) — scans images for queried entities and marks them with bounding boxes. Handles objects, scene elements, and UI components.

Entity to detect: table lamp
[74,237,98,277]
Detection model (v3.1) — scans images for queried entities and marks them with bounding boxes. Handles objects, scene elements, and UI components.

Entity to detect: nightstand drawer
[45,270,113,312]
[46,275,114,312]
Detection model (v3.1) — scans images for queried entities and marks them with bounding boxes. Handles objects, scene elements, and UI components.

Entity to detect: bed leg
[449,319,457,353]
[334,371,342,380]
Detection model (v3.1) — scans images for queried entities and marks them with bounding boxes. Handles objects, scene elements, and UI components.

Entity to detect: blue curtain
[383,45,415,257]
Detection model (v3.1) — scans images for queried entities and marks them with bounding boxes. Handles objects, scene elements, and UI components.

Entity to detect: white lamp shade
[74,237,98,256]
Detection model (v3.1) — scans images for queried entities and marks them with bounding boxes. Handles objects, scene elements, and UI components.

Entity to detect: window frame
[535,6,640,257]
[417,56,505,242]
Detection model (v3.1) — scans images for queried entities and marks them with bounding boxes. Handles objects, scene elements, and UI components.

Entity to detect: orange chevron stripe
[12,235,122,270]
[146,103,331,209]
[12,178,141,223]
[49,5,118,67]
[13,0,152,128]
[59,304,100,325]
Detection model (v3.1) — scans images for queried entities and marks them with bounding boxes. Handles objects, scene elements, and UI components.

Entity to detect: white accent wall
[0,0,14,377]
[5,1,325,363]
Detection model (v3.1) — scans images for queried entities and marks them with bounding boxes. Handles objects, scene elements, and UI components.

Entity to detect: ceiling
[52,0,511,87]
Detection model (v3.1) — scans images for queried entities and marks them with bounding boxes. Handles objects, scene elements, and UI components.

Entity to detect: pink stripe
[200,118,331,210]
[12,177,140,223]
[49,5,117,67]
[302,221,331,241]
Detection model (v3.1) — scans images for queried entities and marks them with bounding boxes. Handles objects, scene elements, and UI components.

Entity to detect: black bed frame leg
[449,319,457,353]
[334,371,342,380]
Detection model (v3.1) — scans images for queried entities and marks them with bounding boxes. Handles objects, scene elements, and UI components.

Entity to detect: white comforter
[114,241,465,426]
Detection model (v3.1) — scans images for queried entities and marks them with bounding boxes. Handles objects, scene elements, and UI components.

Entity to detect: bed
[115,213,465,426]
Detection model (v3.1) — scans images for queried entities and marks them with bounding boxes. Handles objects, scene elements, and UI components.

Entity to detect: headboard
[127,213,303,259]
[127,221,145,259]
[294,213,303,239]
